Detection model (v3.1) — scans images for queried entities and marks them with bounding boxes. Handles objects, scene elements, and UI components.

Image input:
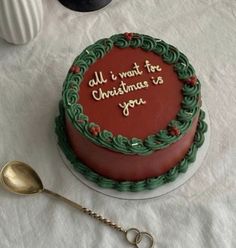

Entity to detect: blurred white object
[0,0,43,45]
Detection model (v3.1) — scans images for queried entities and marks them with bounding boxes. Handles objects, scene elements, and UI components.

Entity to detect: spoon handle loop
[43,189,154,247]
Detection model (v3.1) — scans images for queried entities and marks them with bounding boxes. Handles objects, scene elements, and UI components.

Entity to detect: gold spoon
[0,161,154,248]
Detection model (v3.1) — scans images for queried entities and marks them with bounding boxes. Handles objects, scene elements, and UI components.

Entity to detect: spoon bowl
[0,160,154,247]
[0,161,44,195]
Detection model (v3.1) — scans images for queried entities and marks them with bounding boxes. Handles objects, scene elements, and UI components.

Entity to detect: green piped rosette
[56,33,208,192]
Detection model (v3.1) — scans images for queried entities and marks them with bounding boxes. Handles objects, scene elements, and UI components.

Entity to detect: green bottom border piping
[55,101,208,192]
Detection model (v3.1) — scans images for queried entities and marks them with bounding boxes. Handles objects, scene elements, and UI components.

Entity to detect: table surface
[0,1,235,247]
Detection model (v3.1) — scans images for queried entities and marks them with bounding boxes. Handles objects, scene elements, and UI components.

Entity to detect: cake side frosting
[62,33,200,155]
[55,103,207,191]
[65,115,199,181]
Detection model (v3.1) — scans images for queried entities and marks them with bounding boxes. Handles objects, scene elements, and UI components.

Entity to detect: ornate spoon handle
[43,189,154,247]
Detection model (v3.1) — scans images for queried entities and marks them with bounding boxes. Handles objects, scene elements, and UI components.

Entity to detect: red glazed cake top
[79,47,183,139]
[62,33,200,155]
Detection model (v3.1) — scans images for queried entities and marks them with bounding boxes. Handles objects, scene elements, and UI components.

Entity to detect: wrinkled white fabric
[0,0,236,247]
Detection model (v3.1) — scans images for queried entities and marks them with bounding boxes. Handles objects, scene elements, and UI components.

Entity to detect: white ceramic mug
[0,0,43,45]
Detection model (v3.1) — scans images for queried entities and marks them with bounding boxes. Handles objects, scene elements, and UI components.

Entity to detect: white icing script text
[89,71,107,87]
[92,80,149,101]
[88,60,164,116]
[119,98,146,117]
[118,63,143,78]
[144,60,162,73]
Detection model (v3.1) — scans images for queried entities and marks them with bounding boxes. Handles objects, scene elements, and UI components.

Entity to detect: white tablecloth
[0,0,236,247]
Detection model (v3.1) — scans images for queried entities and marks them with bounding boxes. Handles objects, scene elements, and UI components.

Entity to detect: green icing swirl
[91,43,107,59]
[64,89,77,106]
[115,182,132,192]
[177,108,196,122]
[141,35,156,51]
[153,40,169,55]
[182,83,200,97]
[130,35,144,48]
[97,177,115,188]
[199,109,206,120]
[162,45,180,64]
[177,120,192,133]
[155,130,176,143]
[177,64,195,80]
[185,144,198,162]
[127,138,151,154]
[174,53,189,72]
[194,116,208,147]
[165,167,179,182]
[181,96,198,110]
[98,130,113,147]
[146,176,166,189]
[80,53,97,66]
[73,60,88,74]
[112,135,130,154]
[64,80,79,92]
[197,118,208,133]
[130,181,147,192]
[55,105,207,192]
[111,34,129,48]
[95,38,114,53]
[62,33,201,155]
[144,134,165,150]
[177,159,189,173]
[194,131,205,148]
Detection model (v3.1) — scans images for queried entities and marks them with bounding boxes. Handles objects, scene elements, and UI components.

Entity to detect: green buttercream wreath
[62,33,201,155]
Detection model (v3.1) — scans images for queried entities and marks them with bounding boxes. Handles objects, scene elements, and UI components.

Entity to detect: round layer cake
[56,33,207,191]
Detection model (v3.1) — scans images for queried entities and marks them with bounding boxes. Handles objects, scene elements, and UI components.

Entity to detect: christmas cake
[55,33,207,191]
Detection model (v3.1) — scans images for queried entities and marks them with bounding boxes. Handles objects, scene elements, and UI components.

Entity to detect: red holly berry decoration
[168,126,180,136]
[124,32,133,41]
[78,119,85,124]
[185,75,198,86]
[90,126,100,136]
[69,65,80,74]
